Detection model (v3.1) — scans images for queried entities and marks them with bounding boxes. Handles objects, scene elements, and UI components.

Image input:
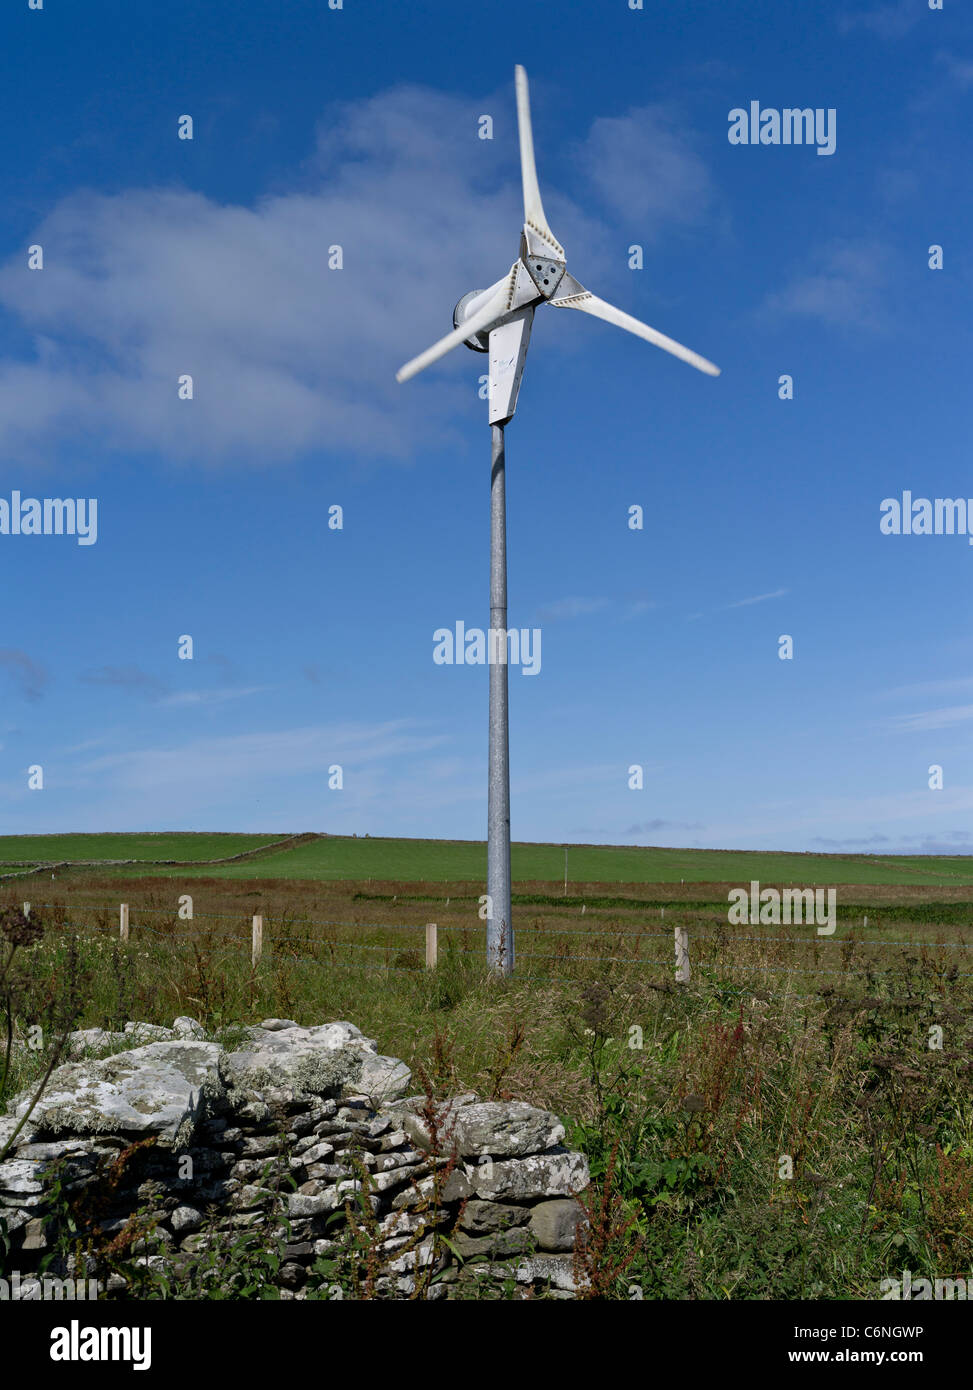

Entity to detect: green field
[0,832,287,865]
[4,831,973,886]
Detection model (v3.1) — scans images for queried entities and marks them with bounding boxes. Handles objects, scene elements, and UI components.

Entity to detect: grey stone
[405,1100,564,1159]
[529,1198,585,1252]
[287,1181,362,1218]
[169,1205,203,1234]
[458,1199,531,1235]
[514,1254,579,1292]
[220,1023,408,1104]
[240,1135,284,1156]
[67,1028,126,1056]
[172,1017,206,1041]
[6,1041,223,1147]
[294,1140,334,1166]
[124,1022,176,1042]
[21,1217,48,1251]
[304,1164,349,1182]
[0,1208,30,1235]
[0,1159,46,1195]
[350,1054,412,1106]
[452,1227,531,1259]
[391,1167,471,1208]
[464,1150,589,1202]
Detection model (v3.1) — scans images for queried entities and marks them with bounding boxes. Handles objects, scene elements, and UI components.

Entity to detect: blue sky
[1,0,972,853]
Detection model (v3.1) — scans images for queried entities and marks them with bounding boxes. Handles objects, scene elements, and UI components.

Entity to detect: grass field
[0,832,289,865]
[3,877,971,1300]
[3,829,972,1299]
[6,831,973,887]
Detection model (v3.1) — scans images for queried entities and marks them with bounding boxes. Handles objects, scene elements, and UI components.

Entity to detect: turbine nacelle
[397,65,721,425]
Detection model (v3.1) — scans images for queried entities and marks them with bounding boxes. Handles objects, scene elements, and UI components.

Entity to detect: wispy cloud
[837,1,919,40]
[157,686,271,709]
[622,819,704,836]
[80,666,268,709]
[759,239,892,332]
[813,831,973,854]
[536,597,610,622]
[536,596,658,623]
[811,834,892,847]
[80,665,168,698]
[723,588,788,610]
[0,649,49,702]
[618,598,658,622]
[933,50,973,90]
[574,104,714,239]
[887,703,973,733]
[879,675,973,701]
[76,720,449,792]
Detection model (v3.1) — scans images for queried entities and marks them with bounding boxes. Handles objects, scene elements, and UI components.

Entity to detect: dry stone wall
[0,1018,589,1299]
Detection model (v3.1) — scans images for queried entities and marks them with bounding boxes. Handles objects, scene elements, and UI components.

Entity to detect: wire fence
[14,896,973,993]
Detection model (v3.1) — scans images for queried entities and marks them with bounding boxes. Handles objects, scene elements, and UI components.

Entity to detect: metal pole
[488,422,513,974]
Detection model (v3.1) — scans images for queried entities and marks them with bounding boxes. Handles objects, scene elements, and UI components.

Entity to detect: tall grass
[2,886,971,1299]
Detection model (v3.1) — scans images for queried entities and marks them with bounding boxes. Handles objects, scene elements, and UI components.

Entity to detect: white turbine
[396,66,720,975]
[397,65,720,412]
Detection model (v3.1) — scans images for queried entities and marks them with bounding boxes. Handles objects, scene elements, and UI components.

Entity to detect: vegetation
[2,866,971,1299]
[7,830,973,885]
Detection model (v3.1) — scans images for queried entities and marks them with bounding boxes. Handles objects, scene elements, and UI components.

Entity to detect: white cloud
[536,597,609,621]
[158,686,271,709]
[887,703,973,733]
[879,675,973,701]
[75,719,447,792]
[934,51,973,90]
[723,588,788,609]
[574,105,713,236]
[759,239,892,332]
[837,2,919,40]
[0,82,714,470]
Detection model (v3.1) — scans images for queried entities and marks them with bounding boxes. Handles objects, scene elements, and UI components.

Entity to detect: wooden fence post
[120,903,129,943]
[22,902,30,918]
[425,923,438,970]
[252,915,264,968]
[674,925,690,984]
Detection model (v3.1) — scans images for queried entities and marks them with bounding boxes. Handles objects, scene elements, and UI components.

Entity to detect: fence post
[674,925,690,984]
[22,902,30,918]
[120,903,129,943]
[252,915,263,967]
[425,923,438,970]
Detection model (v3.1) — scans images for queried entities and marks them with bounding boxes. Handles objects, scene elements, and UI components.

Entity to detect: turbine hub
[520,227,566,298]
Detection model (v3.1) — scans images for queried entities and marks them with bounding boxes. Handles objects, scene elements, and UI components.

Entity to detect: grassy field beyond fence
[2,839,972,1299]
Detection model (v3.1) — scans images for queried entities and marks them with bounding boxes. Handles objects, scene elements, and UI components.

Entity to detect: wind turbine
[396,66,720,976]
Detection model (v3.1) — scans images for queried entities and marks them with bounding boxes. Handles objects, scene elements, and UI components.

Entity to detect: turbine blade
[515,65,563,256]
[396,282,512,383]
[551,288,721,377]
